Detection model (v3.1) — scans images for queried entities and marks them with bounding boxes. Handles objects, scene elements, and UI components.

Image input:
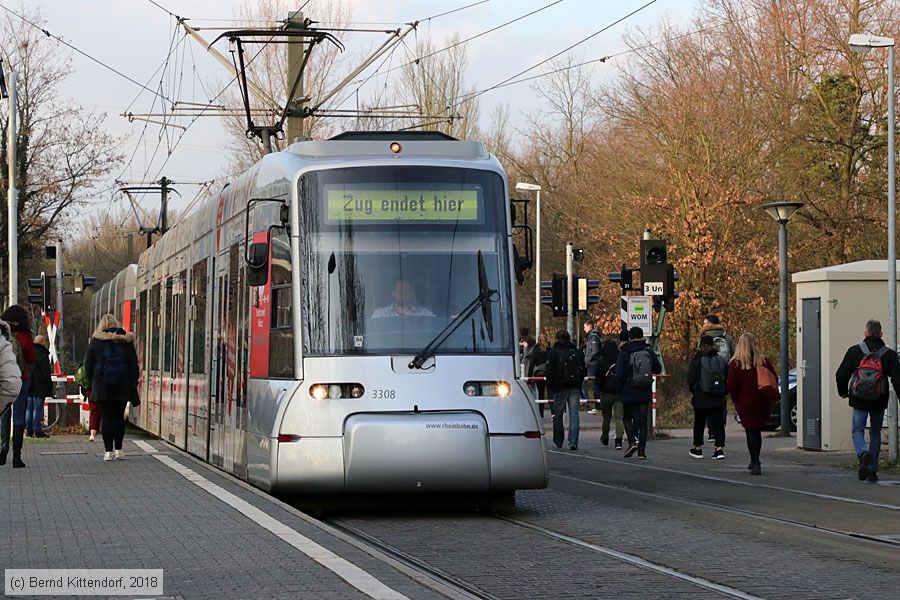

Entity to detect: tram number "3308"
[371,389,397,399]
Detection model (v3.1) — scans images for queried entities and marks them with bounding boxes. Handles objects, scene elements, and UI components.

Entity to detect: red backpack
[849,343,889,401]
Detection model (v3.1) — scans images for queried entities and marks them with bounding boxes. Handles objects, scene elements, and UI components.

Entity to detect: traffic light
[72,274,97,293]
[27,272,51,313]
[551,273,567,317]
[608,265,634,292]
[576,277,601,311]
[640,239,667,269]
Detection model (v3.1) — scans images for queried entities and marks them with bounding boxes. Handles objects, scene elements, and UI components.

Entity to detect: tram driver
[371,279,436,319]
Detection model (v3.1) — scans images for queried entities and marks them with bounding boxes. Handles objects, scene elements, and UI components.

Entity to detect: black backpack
[699,355,727,395]
[628,349,654,388]
[602,361,617,393]
[559,347,582,386]
[98,342,129,387]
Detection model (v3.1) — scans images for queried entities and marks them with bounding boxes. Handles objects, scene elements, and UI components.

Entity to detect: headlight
[309,383,365,399]
[463,381,512,397]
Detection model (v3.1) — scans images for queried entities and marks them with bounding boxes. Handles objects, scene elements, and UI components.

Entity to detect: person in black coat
[84,314,140,461]
[544,330,586,451]
[597,335,625,448]
[26,335,54,438]
[687,335,728,459]
[835,319,900,483]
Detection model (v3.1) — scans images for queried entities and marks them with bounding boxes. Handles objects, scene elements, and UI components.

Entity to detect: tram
[92,131,549,502]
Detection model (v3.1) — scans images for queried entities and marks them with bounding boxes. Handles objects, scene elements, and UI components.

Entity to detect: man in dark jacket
[687,335,728,459]
[597,334,625,448]
[544,330,586,451]
[701,314,735,440]
[616,327,662,459]
[835,319,900,483]
[26,335,53,438]
[583,320,602,415]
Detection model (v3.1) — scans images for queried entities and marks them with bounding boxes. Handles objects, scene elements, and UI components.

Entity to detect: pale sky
[9,0,695,218]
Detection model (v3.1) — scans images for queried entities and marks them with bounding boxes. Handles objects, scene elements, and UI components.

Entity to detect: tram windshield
[299,166,514,357]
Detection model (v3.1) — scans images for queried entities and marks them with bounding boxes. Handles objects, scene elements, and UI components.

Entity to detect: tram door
[186,258,210,459]
[160,275,176,444]
[232,248,249,480]
[171,270,188,450]
[147,283,163,436]
[209,252,229,469]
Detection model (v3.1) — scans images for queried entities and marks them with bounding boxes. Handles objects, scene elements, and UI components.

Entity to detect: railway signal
[27,272,51,313]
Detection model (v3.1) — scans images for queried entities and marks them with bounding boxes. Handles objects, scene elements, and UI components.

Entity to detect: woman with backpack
[84,314,139,461]
[727,332,777,475]
[598,335,625,449]
[688,335,729,459]
[0,305,36,469]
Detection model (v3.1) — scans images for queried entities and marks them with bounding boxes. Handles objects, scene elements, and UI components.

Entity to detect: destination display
[325,188,480,222]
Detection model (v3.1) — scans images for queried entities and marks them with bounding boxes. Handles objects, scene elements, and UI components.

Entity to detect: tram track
[326,518,502,600]
[330,510,765,600]
[549,470,900,549]
[549,449,900,512]
[494,515,764,600]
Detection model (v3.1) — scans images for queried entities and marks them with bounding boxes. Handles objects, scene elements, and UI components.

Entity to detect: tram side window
[150,284,160,370]
[269,231,293,378]
[191,258,207,374]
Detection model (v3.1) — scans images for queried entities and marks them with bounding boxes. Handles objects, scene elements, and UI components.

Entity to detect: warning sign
[620,296,653,337]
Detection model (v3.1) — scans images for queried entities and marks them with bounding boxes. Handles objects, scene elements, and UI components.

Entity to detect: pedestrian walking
[583,320,602,415]
[616,327,662,460]
[545,330,586,451]
[0,305,36,469]
[0,321,23,458]
[700,314,735,441]
[835,319,900,483]
[597,333,625,449]
[526,335,549,418]
[84,314,140,461]
[26,335,53,438]
[688,335,728,459]
[726,332,776,475]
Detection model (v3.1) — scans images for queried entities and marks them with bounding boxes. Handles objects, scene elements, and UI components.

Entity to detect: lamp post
[515,182,542,338]
[850,32,898,461]
[1,61,16,307]
[762,201,804,437]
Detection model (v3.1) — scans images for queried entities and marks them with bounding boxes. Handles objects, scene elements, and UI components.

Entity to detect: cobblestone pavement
[3,422,898,599]
[0,435,441,600]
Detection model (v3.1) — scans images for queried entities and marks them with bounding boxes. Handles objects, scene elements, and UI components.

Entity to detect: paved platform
[0,433,441,600]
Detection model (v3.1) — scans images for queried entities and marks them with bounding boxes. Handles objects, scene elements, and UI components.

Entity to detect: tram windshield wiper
[408,251,497,369]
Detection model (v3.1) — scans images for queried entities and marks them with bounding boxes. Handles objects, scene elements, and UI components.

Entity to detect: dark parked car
[734,369,797,432]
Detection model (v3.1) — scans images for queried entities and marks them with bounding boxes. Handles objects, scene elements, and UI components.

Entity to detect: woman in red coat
[726,333,776,475]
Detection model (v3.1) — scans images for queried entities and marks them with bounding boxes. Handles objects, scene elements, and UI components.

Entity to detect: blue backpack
[98,343,129,387]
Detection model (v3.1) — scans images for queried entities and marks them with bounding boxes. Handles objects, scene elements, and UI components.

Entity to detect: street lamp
[515,182,542,338]
[762,201,804,437]
[2,60,15,306]
[849,32,898,461]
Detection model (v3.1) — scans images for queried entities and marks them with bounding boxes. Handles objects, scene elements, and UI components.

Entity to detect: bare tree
[0,6,123,277]
[391,34,482,139]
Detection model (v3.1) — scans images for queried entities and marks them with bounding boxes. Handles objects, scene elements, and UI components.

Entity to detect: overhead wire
[452,0,660,108]
[460,8,761,96]
[348,0,565,86]
[0,2,175,105]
